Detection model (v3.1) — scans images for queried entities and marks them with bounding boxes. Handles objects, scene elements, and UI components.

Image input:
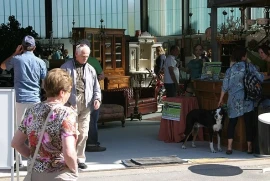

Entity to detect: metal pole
[211,7,218,62]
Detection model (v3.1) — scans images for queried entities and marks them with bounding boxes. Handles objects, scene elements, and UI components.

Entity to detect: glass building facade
[0,0,265,38]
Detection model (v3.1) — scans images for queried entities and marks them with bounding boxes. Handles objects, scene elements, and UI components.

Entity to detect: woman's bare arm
[218,91,226,107]
[11,130,30,158]
[62,135,78,174]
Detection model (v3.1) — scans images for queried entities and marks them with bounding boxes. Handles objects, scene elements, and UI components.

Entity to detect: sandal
[226,150,233,155]
[247,150,253,154]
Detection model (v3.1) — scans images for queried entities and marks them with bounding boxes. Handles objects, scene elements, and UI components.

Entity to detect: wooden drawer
[99,80,104,90]
[107,79,120,84]
[119,83,129,88]
[107,78,129,84]
[107,84,119,89]
[105,69,125,76]
[104,76,130,90]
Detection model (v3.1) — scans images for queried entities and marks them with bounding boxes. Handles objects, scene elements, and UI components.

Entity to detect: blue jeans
[87,108,100,145]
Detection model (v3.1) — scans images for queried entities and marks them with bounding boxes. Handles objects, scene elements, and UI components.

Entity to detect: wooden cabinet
[71,27,130,89]
[104,76,130,89]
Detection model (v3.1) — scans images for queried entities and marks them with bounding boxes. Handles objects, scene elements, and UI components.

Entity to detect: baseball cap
[22,35,36,47]
[77,39,90,48]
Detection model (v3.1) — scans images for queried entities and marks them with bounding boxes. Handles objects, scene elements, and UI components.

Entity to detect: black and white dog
[181,107,226,153]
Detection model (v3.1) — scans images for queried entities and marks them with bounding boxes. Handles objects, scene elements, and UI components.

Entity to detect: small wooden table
[158,96,203,143]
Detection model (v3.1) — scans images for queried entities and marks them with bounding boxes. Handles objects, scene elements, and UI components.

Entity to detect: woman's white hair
[75,44,91,55]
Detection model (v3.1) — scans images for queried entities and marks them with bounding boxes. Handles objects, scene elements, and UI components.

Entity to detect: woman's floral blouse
[222,61,264,118]
[18,102,77,173]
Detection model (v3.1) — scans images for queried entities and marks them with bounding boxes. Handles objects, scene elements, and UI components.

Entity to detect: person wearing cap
[60,44,101,169]
[76,39,106,152]
[0,35,47,168]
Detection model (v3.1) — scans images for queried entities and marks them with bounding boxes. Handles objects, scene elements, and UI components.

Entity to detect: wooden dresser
[104,76,130,89]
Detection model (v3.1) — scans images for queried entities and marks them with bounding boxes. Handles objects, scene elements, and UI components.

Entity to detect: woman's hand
[218,91,225,107]
[218,99,223,107]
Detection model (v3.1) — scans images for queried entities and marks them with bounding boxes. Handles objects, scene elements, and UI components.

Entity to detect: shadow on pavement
[188,164,243,177]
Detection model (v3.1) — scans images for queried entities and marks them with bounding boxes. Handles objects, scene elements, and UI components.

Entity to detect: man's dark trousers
[87,108,99,145]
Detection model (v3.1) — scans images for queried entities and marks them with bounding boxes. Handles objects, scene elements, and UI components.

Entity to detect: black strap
[245,62,250,74]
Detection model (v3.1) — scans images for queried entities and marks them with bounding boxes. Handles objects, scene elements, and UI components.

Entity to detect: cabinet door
[129,47,138,71]
[86,33,101,61]
[115,36,124,68]
[104,36,113,69]
[93,34,101,61]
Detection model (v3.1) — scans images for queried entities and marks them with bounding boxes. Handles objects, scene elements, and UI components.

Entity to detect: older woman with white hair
[61,44,102,170]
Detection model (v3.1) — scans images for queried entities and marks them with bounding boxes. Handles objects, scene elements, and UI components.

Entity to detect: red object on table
[158,96,204,143]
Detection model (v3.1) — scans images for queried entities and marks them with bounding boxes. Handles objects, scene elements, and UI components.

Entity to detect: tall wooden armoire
[71,27,130,89]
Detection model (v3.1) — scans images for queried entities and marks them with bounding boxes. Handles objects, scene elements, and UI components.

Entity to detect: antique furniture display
[104,76,130,90]
[208,0,270,66]
[98,104,125,127]
[102,87,157,118]
[71,27,130,89]
[131,87,143,121]
[130,74,145,121]
[128,32,162,87]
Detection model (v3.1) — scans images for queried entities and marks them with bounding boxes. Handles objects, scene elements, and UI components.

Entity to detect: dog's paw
[181,145,186,149]
[218,147,222,152]
[211,149,216,153]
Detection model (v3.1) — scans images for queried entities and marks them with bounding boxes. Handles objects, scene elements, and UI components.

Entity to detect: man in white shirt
[163,45,180,97]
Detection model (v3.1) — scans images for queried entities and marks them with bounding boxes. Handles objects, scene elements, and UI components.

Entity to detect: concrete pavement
[77,158,270,181]
[2,158,270,181]
[2,111,270,180]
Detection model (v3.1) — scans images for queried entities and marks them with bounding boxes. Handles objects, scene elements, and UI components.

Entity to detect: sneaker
[78,163,88,169]
[85,145,106,152]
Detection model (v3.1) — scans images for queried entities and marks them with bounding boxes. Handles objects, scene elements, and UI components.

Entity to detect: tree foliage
[0,16,39,62]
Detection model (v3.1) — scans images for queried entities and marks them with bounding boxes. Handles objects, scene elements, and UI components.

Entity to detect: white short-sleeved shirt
[163,55,179,84]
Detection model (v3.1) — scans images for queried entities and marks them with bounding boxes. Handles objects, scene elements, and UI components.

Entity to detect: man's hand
[93,100,101,110]
[0,45,23,70]
[97,71,105,81]
[14,45,23,56]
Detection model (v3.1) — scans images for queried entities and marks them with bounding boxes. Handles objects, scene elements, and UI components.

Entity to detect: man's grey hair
[75,44,91,55]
